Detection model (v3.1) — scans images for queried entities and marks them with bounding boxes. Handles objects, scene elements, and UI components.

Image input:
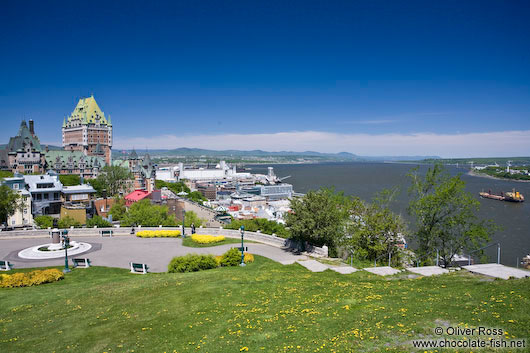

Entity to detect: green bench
[72,258,91,268]
[0,260,13,271]
[99,230,113,237]
[129,262,148,274]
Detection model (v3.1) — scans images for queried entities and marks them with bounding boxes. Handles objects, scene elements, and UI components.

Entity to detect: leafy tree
[121,199,177,226]
[224,218,290,238]
[87,216,112,228]
[181,210,205,227]
[87,178,105,197]
[408,164,496,267]
[155,180,191,194]
[93,166,133,197]
[59,174,81,186]
[58,216,82,228]
[188,191,207,204]
[0,185,21,225]
[0,171,14,180]
[343,190,407,265]
[109,197,127,221]
[34,215,54,229]
[286,188,350,256]
[155,180,205,203]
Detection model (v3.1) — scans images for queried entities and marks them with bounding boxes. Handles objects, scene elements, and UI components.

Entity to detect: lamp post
[102,189,107,212]
[239,226,246,267]
[62,231,71,273]
[182,209,186,238]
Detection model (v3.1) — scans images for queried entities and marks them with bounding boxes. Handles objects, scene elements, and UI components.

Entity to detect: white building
[2,175,33,228]
[175,161,251,181]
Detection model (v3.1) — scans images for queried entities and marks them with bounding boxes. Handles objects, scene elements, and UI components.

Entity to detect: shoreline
[467,170,530,183]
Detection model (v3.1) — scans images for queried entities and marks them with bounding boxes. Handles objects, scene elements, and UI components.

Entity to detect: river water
[247,162,530,266]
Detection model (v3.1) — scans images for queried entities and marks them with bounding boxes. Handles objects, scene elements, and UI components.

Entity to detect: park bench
[72,258,91,268]
[0,260,13,271]
[100,229,113,237]
[129,262,149,274]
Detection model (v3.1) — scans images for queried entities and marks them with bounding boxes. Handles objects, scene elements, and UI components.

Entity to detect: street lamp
[62,231,71,273]
[239,226,246,267]
[182,209,186,238]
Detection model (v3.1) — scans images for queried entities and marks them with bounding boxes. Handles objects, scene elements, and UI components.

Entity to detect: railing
[467,242,501,266]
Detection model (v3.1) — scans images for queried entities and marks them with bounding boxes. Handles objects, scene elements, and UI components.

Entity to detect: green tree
[87,216,112,228]
[59,174,81,186]
[181,210,206,227]
[343,190,407,265]
[58,216,82,228]
[408,164,496,267]
[155,180,191,194]
[0,171,14,180]
[109,197,127,221]
[34,215,54,229]
[224,219,290,238]
[187,191,207,204]
[286,188,350,256]
[93,166,133,197]
[0,185,21,225]
[121,199,177,226]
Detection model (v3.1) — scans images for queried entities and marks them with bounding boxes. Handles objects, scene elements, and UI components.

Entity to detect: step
[407,266,449,277]
[296,260,329,272]
[329,266,358,274]
[363,266,401,276]
[462,263,530,280]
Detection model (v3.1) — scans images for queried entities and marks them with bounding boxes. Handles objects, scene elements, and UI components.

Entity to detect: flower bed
[136,230,181,238]
[190,234,225,244]
[0,269,64,288]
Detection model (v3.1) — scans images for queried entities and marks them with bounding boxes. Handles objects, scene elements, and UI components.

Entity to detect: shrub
[58,216,82,229]
[244,253,254,264]
[224,218,290,238]
[168,254,218,273]
[136,230,181,238]
[0,269,64,288]
[34,215,54,229]
[191,234,225,244]
[86,216,112,228]
[220,248,242,267]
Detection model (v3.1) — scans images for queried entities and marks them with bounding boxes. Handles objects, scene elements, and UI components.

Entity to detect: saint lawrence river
[247,162,530,266]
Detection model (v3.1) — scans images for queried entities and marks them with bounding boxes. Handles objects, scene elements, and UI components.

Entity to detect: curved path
[0,236,308,272]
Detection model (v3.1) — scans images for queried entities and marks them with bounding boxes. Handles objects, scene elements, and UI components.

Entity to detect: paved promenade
[0,236,308,273]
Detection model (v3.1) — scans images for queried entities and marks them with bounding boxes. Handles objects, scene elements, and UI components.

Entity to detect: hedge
[0,269,64,288]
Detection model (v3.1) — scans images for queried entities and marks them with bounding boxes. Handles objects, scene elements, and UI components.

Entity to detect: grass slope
[1,257,529,352]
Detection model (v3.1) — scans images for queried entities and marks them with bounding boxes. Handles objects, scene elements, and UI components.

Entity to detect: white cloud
[114,130,530,158]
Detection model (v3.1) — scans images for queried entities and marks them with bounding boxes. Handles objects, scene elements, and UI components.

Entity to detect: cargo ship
[479,188,525,202]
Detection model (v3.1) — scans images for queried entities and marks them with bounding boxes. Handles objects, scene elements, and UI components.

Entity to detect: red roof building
[125,189,152,207]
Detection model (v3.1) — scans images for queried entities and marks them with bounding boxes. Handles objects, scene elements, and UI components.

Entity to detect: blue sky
[1,0,529,157]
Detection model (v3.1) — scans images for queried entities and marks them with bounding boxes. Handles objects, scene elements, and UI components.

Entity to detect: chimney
[29,119,35,135]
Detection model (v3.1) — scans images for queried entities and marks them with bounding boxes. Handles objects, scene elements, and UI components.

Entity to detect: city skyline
[1,0,529,157]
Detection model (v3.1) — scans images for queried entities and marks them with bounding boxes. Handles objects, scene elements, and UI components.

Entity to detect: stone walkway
[363,266,401,276]
[296,260,330,272]
[462,263,530,280]
[406,266,449,277]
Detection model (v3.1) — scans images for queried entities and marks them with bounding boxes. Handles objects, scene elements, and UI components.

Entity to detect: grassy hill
[1,257,528,352]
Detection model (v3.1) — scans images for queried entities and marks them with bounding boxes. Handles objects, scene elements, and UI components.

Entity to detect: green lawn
[0,257,528,352]
[182,236,255,248]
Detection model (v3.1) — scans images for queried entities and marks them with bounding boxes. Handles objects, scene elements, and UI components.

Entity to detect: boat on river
[479,188,524,202]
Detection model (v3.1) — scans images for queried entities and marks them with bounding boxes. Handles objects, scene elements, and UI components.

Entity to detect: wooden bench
[72,258,91,268]
[0,260,13,271]
[99,230,113,237]
[129,262,148,274]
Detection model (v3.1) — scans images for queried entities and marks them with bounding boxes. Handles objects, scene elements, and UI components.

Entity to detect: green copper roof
[65,95,110,127]
[45,150,105,169]
[7,120,42,152]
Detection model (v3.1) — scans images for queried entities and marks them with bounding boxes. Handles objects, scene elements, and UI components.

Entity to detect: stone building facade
[62,95,113,165]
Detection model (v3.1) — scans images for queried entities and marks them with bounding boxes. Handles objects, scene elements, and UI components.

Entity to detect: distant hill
[112,147,439,162]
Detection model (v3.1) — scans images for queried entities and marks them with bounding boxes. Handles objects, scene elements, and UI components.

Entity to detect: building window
[13,183,19,190]
[24,208,27,214]
[54,193,59,200]
[43,193,49,200]
[36,193,42,201]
